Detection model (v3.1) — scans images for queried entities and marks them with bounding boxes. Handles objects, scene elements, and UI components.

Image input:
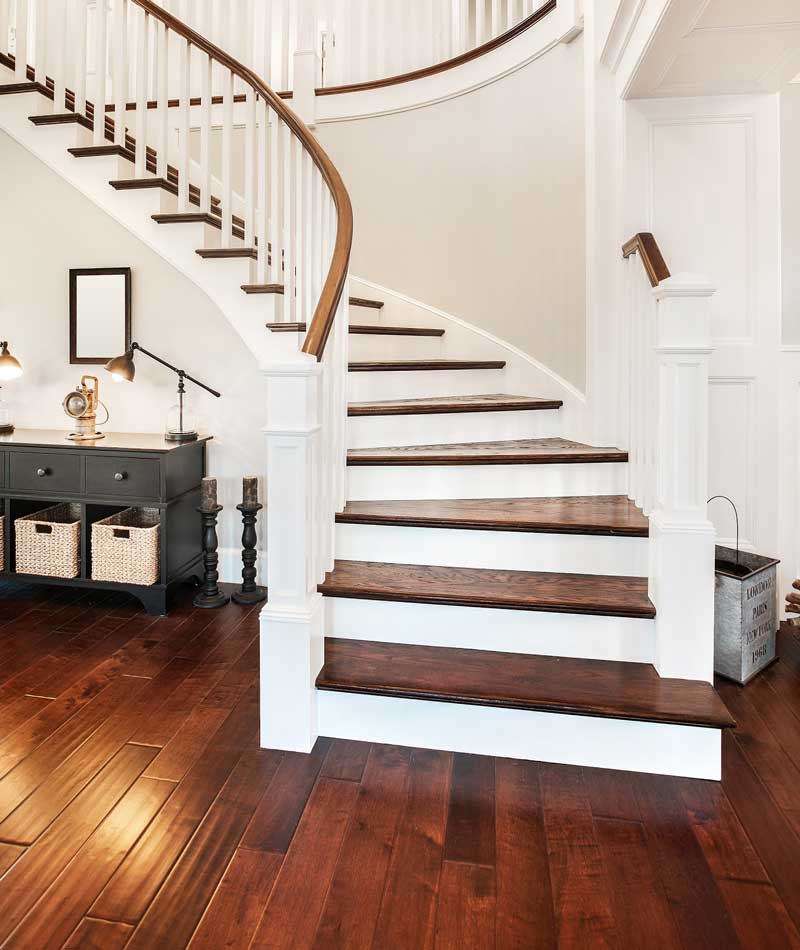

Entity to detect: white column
[648,273,717,683]
[292,0,319,125]
[260,358,325,753]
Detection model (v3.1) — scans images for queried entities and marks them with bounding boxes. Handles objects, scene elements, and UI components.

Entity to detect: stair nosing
[348,360,506,372]
[347,395,563,417]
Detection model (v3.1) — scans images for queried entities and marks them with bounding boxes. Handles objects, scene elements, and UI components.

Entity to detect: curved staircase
[0,0,732,780]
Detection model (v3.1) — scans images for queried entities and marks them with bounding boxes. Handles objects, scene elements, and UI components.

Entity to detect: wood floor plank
[594,818,682,949]
[3,774,175,949]
[0,743,157,943]
[0,695,51,743]
[586,767,642,822]
[63,918,134,950]
[0,841,24,876]
[495,759,556,950]
[371,749,451,950]
[721,731,800,936]
[90,686,260,925]
[319,561,656,618]
[312,744,413,949]
[143,705,231,783]
[249,778,360,950]
[633,771,742,949]
[320,739,372,783]
[126,750,283,950]
[187,848,283,950]
[444,753,495,866]
[433,862,496,950]
[540,764,618,949]
[337,495,649,537]
[240,738,332,853]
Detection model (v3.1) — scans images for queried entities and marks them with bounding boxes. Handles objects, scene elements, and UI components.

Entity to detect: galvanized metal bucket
[714,545,780,685]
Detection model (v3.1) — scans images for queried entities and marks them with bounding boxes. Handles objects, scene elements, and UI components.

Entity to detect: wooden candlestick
[232,501,267,605]
[193,504,229,609]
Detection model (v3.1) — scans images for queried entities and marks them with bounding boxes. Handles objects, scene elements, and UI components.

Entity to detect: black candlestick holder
[194,504,230,609]
[232,502,268,605]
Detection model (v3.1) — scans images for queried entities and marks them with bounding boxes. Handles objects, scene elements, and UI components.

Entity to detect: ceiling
[628,0,800,98]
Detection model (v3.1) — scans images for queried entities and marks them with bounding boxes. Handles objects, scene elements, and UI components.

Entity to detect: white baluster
[155,19,167,175]
[52,0,69,112]
[476,0,485,45]
[33,0,45,88]
[244,86,257,247]
[283,126,294,319]
[0,0,8,58]
[263,0,272,86]
[73,0,88,114]
[221,66,233,248]
[269,110,280,287]
[133,5,147,177]
[15,0,28,80]
[294,142,306,323]
[112,0,126,146]
[92,0,106,143]
[199,2,212,209]
[177,34,190,210]
[506,0,513,30]
[491,0,500,38]
[256,98,269,284]
[280,0,289,90]
[357,0,368,83]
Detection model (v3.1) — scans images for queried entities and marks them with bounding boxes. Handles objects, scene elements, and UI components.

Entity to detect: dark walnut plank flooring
[318,560,656,618]
[347,393,563,417]
[347,438,629,466]
[317,639,734,728]
[0,580,797,947]
[337,495,649,536]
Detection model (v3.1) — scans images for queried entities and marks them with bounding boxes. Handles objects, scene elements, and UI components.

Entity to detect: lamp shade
[105,350,136,383]
[0,342,22,381]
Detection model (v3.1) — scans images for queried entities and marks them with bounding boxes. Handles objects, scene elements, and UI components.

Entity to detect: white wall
[315,35,587,391]
[782,83,800,346]
[0,130,268,582]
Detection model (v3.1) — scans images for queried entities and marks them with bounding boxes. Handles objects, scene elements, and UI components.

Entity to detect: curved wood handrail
[316,0,557,97]
[131,0,353,360]
[622,233,670,288]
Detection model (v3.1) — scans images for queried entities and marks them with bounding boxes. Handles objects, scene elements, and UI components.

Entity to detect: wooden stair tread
[316,638,735,729]
[265,321,443,337]
[349,360,505,372]
[29,111,92,130]
[196,247,257,260]
[318,560,655,618]
[350,296,384,309]
[347,438,628,466]
[0,82,41,94]
[348,394,562,417]
[337,495,649,536]
[68,143,135,161]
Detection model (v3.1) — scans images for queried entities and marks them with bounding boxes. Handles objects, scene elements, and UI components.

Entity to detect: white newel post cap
[652,273,716,351]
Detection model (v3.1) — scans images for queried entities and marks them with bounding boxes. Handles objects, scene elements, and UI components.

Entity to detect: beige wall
[0,130,267,571]
[782,83,800,345]
[317,36,587,390]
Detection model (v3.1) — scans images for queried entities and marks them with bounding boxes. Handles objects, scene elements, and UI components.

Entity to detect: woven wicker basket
[16,503,81,579]
[92,508,160,587]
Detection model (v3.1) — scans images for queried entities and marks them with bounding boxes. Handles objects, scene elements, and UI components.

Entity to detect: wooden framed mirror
[69,267,132,365]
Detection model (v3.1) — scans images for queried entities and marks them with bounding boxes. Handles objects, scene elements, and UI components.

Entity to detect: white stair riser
[347,408,561,448]
[334,522,649,576]
[325,597,654,664]
[347,333,443,361]
[348,368,506,401]
[317,692,722,779]
[346,461,629,500]
[348,304,384,325]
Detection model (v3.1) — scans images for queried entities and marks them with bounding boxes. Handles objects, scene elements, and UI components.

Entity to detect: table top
[0,429,213,454]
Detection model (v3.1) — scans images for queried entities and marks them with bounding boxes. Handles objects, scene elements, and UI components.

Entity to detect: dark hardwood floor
[0,581,799,948]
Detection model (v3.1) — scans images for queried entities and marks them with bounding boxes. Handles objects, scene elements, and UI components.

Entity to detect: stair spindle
[32,0,45,88]
[112,0,127,147]
[221,66,233,248]
[244,87,257,247]
[155,17,167,175]
[92,0,106,143]
[177,33,190,211]
[133,5,147,177]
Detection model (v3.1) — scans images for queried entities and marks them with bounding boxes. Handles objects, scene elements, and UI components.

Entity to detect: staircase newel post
[259,357,325,753]
[648,273,717,683]
[293,2,319,127]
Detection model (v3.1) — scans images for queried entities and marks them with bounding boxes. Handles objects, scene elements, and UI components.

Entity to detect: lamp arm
[130,343,222,398]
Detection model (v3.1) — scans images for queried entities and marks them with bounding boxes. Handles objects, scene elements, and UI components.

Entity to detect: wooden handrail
[130,0,352,361]
[316,0,557,97]
[622,233,670,288]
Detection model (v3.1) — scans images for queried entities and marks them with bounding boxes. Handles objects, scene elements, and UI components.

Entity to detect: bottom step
[316,639,734,779]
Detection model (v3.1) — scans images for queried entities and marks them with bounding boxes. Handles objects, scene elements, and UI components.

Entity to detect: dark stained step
[111,176,222,207]
[318,560,656,619]
[348,394,562,417]
[336,495,649,537]
[68,143,135,162]
[347,438,628,467]
[196,247,257,260]
[316,638,735,729]
[0,82,41,95]
[29,112,92,130]
[350,296,384,309]
[266,321,444,337]
[154,212,246,242]
[349,360,505,372]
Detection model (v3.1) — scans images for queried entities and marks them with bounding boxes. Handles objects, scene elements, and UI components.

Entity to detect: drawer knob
[114,472,127,482]
[36,468,48,478]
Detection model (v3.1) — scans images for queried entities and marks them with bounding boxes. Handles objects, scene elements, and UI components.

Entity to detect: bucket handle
[708,495,739,567]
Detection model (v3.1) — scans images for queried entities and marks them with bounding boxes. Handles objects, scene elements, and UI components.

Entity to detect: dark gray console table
[0,429,212,615]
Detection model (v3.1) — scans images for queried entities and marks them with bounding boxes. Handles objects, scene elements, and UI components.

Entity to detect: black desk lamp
[105,343,221,443]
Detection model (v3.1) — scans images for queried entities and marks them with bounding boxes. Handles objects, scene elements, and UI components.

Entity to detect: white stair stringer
[324,596,655,664]
[317,691,722,780]
[0,76,296,367]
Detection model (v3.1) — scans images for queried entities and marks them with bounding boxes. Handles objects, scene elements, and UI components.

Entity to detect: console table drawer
[85,456,160,500]
[10,452,82,494]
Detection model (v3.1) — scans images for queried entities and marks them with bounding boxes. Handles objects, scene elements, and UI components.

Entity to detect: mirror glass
[70,268,131,365]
